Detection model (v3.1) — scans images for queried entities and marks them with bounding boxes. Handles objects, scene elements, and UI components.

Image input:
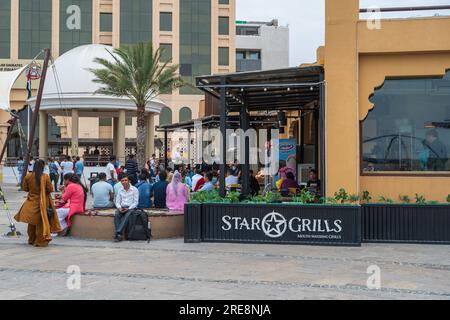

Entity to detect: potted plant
[334,188,350,204]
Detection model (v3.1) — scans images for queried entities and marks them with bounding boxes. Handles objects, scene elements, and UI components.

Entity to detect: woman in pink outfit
[56,173,87,234]
[166,171,189,212]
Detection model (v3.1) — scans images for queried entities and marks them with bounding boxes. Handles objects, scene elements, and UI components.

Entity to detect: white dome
[46,44,116,95]
[28,44,167,115]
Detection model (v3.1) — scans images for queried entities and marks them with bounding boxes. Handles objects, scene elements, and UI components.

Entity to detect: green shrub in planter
[248,195,265,204]
[265,191,282,203]
[379,196,395,204]
[399,195,411,204]
[415,194,426,204]
[225,191,240,204]
[325,197,338,205]
[191,190,224,204]
[292,190,315,204]
[349,194,360,204]
[362,191,372,203]
[334,188,350,204]
[447,195,450,204]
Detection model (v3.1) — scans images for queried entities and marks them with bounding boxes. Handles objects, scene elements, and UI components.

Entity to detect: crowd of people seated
[16,152,322,245]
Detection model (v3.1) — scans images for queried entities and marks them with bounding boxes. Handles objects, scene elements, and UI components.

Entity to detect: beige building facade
[0,0,236,160]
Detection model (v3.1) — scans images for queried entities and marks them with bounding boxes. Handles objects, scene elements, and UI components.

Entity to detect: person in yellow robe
[15,159,61,247]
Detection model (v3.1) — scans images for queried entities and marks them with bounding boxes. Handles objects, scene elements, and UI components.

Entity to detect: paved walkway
[0,183,449,300]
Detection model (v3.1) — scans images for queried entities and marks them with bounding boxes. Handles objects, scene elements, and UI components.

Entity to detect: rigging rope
[50,56,72,136]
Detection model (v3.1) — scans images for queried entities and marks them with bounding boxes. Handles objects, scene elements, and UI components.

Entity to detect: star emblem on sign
[262,211,287,239]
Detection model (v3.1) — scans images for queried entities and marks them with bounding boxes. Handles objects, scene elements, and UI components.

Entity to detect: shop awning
[156,115,279,132]
[196,66,324,112]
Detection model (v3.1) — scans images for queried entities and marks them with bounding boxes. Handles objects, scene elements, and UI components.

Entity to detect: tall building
[236,19,289,72]
[0,0,236,159]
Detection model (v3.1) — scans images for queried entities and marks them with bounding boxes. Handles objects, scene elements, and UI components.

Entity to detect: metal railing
[360,5,450,13]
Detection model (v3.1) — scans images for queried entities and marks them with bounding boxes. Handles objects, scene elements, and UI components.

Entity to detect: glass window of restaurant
[362,71,450,173]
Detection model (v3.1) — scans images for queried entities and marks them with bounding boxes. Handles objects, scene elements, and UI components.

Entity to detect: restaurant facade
[321,0,450,201]
[184,1,450,246]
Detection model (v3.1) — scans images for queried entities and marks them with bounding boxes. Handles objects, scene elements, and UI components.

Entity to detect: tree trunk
[136,105,147,169]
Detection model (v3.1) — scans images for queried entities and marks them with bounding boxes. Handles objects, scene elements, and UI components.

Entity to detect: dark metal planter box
[185,203,361,246]
[184,203,202,243]
[362,204,450,244]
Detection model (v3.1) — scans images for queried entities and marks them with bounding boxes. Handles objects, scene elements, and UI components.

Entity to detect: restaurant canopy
[194,66,326,197]
[196,66,324,112]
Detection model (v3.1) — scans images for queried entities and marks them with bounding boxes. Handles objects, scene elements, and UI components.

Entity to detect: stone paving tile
[1,183,450,300]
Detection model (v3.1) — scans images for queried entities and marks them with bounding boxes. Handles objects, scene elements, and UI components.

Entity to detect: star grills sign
[221,211,343,240]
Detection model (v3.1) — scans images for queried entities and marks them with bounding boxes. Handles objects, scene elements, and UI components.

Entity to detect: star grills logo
[221,212,343,239]
[261,211,287,238]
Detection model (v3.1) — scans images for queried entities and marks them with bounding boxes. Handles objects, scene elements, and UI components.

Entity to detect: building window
[99,118,112,127]
[160,12,173,32]
[126,117,133,126]
[236,25,260,36]
[248,50,261,60]
[100,13,113,32]
[179,107,192,122]
[160,107,173,126]
[59,0,92,55]
[218,16,229,35]
[218,47,229,66]
[362,72,450,174]
[236,50,245,60]
[179,0,211,95]
[0,1,11,58]
[19,0,52,59]
[120,0,152,46]
[218,0,229,4]
[160,43,173,63]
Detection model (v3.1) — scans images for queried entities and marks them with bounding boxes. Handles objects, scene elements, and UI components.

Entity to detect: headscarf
[171,170,182,196]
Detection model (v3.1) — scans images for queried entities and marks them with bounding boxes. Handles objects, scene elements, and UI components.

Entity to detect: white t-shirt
[106,163,116,181]
[225,175,239,187]
[61,161,74,175]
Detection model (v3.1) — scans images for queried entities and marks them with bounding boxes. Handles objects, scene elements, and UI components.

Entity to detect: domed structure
[28,44,167,115]
[29,44,165,162]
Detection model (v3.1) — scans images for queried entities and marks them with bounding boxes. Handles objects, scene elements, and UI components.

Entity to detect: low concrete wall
[70,212,184,241]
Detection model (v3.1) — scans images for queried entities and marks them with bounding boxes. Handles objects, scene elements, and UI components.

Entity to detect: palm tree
[90,42,182,168]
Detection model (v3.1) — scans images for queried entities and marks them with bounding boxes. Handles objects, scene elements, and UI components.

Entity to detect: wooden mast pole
[21,48,51,184]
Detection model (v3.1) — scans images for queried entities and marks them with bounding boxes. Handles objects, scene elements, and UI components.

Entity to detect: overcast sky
[236,0,450,66]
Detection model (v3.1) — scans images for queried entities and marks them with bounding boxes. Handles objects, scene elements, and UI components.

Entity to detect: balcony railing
[236,59,262,73]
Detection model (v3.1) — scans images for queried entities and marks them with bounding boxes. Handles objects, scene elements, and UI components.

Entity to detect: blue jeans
[114,209,132,236]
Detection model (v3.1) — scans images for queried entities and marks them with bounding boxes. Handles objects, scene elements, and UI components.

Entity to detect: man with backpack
[113,175,139,242]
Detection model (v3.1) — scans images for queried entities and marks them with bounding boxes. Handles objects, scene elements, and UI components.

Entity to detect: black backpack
[125,209,152,242]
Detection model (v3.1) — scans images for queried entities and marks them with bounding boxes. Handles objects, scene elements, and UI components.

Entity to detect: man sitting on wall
[114,175,139,242]
[136,173,152,209]
[91,173,114,209]
[152,170,169,209]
